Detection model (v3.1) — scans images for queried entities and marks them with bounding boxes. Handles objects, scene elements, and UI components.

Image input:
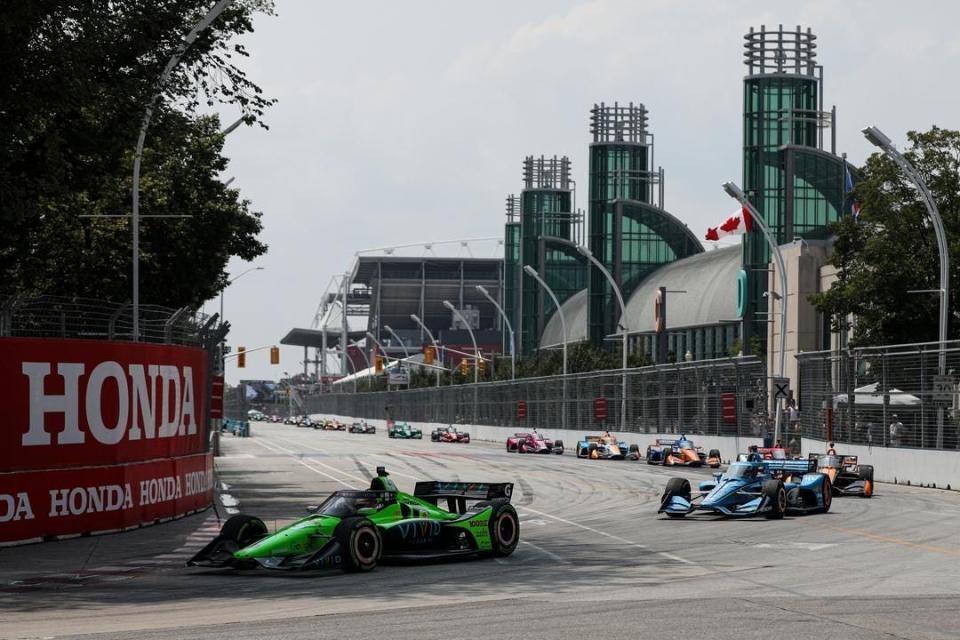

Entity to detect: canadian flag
[705,207,752,241]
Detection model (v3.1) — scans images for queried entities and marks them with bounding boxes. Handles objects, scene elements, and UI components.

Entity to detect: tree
[811,127,960,346]
[0,1,276,307]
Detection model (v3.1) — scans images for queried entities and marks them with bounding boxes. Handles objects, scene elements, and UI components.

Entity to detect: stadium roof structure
[540,244,741,347]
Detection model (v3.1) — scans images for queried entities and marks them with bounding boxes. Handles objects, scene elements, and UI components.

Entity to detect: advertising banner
[0,337,208,472]
[0,452,213,544]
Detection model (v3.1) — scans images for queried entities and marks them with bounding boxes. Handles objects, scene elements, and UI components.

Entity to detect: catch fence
[302,356,768,436]
[0,295,214,346]
[797,341,960,450]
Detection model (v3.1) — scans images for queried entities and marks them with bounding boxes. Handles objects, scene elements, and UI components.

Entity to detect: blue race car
[658,454,832,519]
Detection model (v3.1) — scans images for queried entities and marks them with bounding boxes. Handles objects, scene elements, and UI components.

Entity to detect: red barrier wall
[0,337,213,544]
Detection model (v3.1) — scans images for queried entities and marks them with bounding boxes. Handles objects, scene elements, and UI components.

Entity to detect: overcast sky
[210,0,960,384]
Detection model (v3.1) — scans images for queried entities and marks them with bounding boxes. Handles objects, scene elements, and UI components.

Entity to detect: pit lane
[2,422,959,639]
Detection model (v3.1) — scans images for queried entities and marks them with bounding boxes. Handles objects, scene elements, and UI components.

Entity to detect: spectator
[787,399,800,431]
[889,414,904,447]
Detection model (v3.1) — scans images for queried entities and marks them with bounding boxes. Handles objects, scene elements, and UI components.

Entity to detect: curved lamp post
[132,0,235,340]
[476,285,515,380]
[576,245,629,431]
[442,301,479,384]
[219,265,263,372]
[863,125,949,447]
[329,348,359,393]
[382,325,411,360]
[524,265,567,429]
[410,314,442,387]
[722,181,788,446]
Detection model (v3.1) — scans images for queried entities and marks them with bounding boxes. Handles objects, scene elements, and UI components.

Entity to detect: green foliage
[0,1,276,307]
[811,127,960,346]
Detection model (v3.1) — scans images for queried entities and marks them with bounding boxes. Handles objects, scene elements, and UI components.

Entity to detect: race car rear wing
[414,481,514,513]
[762,458,817,474]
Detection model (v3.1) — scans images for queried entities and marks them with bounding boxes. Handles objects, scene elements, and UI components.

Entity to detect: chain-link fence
[797,341,960,450]
[301,356,767,436]
[0,295,212,346]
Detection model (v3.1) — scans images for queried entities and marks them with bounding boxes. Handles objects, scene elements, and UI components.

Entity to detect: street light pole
[576,246,629,431]
[219,265,263,372]
[132,0,234,341]
[476,285,515,380]
[383,325,411,360]
[863,125,950,447]
[410,314,442,388]
[443,300,480,385]
[523,266,568,429]
[723,181,789,447]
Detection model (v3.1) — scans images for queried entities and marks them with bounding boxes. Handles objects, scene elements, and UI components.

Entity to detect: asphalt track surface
[3,423,960,640]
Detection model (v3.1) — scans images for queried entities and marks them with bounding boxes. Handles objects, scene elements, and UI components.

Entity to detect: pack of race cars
[194,418,876,578]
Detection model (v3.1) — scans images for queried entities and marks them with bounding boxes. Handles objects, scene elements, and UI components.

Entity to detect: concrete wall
[802,436,960,490]
[322,413,959,490]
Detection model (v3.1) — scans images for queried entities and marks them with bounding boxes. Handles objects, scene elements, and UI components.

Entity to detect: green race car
[188,467,519,572]
[388,422,422,439]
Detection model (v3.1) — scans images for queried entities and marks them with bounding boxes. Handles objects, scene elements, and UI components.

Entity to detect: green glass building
[503,194,521,355]
[587,102,701,349]
[516,156,586,355]
[741,25,847,354]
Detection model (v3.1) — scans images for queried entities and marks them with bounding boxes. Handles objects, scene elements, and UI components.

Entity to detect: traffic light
[237,346,246,368]
[459,358,470,376]
[478,357,486,375]
[375,355,384,373]
[270,345,280,365]
[423,345,435,365]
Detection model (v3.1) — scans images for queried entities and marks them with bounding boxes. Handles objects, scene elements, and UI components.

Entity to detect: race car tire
[506,442,513,452]
[588,443,598,454]
[661,478,690,518]
[762,480,786,519]
[554,440,564,454]
[220,514,268,548]
[518,443,527,454]
[488,503,520,557]
[462,435,470,443]
[628,444,641,460]
[859,465,875,497]
[336,517,382,572]
[709,449,721,460]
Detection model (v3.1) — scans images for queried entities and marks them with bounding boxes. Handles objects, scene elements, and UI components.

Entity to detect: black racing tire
[554,440,564,455]
[220,514,268,549]
[588,443,598,454]
[488,503,520,557]
[431,433,440,442]
[821,476,833,513]
[335,517,382,572]
[762,480,786,519]
[506,442,513,452]
[661,478,691,518]
[220,514,268,546]
[709,449,721,459]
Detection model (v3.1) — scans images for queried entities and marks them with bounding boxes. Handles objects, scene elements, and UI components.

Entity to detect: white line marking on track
[252,438,359,488]
[520,540,570,564]
[518,505,695,565]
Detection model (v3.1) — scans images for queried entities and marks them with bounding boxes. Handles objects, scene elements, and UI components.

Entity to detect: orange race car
[808,452,874,497]
[644,436,721,468]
